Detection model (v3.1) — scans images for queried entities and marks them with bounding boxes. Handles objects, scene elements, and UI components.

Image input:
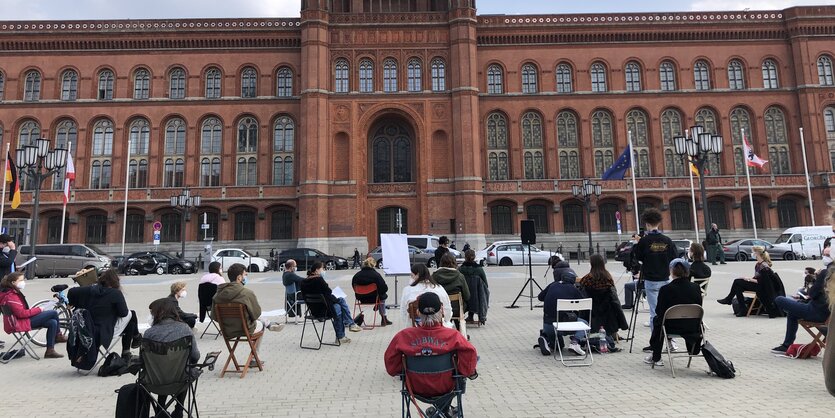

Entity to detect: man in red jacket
[384,292,477,398]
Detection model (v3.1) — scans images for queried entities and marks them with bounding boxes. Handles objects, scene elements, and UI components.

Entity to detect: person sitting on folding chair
[282,260,305,318]
[399,264,453,329]
[384,292,477,403]
[168,282,198,329]
[716,246,772,315]
[645,258,703,367]
[199,262,225,286]
[300,261,362,344]
[536,270,587,357]
[0,272,67,359]
[688,243,711,282]
[143,297,201,417]
[352,257,391,326]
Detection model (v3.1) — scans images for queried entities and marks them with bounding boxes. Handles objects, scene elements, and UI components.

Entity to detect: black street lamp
[674,126,724,239]
[572,178,602,258]
[169,189,201,259]
[15,138,68,279]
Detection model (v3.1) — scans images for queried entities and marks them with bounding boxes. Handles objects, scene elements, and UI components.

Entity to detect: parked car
[367,245,434,269]
[122,254,167,276]
[721,239,798,261]
[119,251,196,274]
[671,240,691,259]
[477,240,553,266]
[406,235,462,259]
[277,248,349,271]
[211,248,270,272]
[771,226,832,260]
[614,241,634,262]
[16,244,113,278]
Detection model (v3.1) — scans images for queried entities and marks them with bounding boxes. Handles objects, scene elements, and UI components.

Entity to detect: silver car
[368,245,435,269]
[721,239,797,261]
[479,241,553,266]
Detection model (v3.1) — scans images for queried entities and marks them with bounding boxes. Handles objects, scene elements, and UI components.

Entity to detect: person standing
[706,223,726,265]
[0,234,17,278]
[633,208,677,349]
[434,236,450,267]
[351,248,361,269]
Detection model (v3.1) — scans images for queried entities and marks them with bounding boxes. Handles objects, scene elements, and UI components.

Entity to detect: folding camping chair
[400,352,466,418]
[197,283,220,339]
[798,320,828,350]
[353,283,381,330]
[658,304,705,378]
[0,304,42,363]
[299,294,341,350]
[553,298,593,367]
[213,303,264,378]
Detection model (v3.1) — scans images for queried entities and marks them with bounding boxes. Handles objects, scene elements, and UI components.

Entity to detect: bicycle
[30,284,73,347]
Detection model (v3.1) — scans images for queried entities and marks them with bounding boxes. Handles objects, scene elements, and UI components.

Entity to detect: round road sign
[153,221,162,231]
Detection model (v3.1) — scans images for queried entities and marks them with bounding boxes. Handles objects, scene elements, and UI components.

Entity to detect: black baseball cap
[418,292,442,315]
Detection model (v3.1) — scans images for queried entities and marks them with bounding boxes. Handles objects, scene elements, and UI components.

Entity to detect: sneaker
[338,337,352,344]
[642,346,653,353]
[568,342,586,356]
[669,339,679,352]
[537,336,552,356]
[717,298,732,305]
[268,322,286,332]
[643,355,664,366]
[771,344,789,354]
[643,321,650,327]
[349,324,362,332]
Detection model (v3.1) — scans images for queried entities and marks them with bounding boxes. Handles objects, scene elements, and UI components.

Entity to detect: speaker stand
[506,245,543,310]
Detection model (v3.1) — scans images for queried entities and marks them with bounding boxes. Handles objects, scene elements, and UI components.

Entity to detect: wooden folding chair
[407,300,420,327]
[798,320,827,350]
[213,303,264,378]
[448,293,467,339]
[743,291,762,316]
[352,283,380,330]
[692,277,710,299]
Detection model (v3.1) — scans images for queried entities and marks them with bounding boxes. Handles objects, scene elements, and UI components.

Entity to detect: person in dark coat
[434,236,450,267]
[717,246,775,316]
[0,234,17,278]
[351,248,361,269]
[68,269,140,358]
[300,261,361,344]
[459,249,489,325]
[535,268,587,357]
[645,258,703,367]
[705,223,726,265]
[167,281,197,328]
[550,253,577,283]
[351,257,391,326]
[688,243,711,281]
[577,254,628,345]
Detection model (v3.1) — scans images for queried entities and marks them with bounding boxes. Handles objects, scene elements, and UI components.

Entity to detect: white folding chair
[553,298,593,367]
[659,304,705,378]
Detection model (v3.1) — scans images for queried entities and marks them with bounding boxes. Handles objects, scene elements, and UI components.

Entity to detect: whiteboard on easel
[380,233,411,275]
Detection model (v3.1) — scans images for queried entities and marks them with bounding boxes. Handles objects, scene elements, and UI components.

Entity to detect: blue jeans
[332,297,355,339]
[775,296,830,346]
[644,280,670,332]
[542,318,588,349]
[29,310,59,349]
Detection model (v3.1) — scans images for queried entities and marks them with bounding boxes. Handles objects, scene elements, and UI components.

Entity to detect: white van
[405,235,461,266]
[772,226,834,260]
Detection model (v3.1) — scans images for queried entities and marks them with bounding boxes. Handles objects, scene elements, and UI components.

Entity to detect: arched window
[205,67,221,98]
[90,119,113,189]
[592,110,614,177]
[762,59,778,89]
[164,118,186,188]
[128,119,149,188]
[729,107,751,175]
[50,119,76,191]
[273,116,295,186]
[237,117,258,153]
[556,63,573,93]
[372,122,412,183]
[234,210,256,240]
[695,108,721,175]
[818,56,834,86]
[590,62,607,92]
[825,107,835,170]
[46,214,69,243]
[670,200,693,230]
[431,58,446,91]
[521,64,538,93]
[125,214,145,243]
[236,157,257,186]
[708,201,728,230]
[85,214,108,244]
[200,117,222,187]
[625,61,642,92]
[334,59,349,93]
[160,213,181,243]
[557,111,580,179]
[359,59,374,93]
[598,202,619,232]
[383,59,398,92]
[97,69,114,100]
[486,113,509,180]
[777,198,799,228]
[169,67,186,99]
[487,64,503,94]
[134,69,150,99]
[61,70,78,101]
[521,112,544,179]
[742,197,764,229]
[765,107,790,174]
[24,70,41,101]
[526,204,549,233]
[659,61,677,91]
[407,59,422,92]
[727,59,745,90]
[661,109,685,177]
[693,60,711,90]
[271,208,294,239]
[276,66,293,97]
[491,205,513,235]
[627,109,650,177]
[163,158,185,188]
[562,203,585,233]
[377,207,408,236]
[241,67,257,98]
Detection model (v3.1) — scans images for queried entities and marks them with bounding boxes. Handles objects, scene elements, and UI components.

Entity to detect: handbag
[785,343,821,359]
[353,312,364,327]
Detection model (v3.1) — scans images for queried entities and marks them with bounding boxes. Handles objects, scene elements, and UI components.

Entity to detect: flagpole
[799,127,815,226]
[0,142,9,231]
[742,128,758,240]
[59,142,72,244]
[627,131,640,234]
[121,139,131,256]
[687,155,700,243]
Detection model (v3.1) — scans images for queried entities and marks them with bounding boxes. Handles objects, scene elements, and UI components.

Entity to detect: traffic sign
[153,231,161,245]
[615,211,621,221]
[201,224,210,230]
[153,221,162,231]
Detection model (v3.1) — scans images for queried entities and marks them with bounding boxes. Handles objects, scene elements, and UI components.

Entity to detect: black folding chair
[400,352,466,418]
[197,283,220,340]
[299,294,340,350]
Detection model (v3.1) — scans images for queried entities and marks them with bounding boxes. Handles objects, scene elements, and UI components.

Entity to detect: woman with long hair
[717,246,772,316]
[351,257,391,326]
[578,254,628,348]
[299,261,361,344]
[399,263,453,329]
[0,272,67,358]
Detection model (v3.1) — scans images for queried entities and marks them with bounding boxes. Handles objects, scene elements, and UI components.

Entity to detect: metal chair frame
[552,298,594,367]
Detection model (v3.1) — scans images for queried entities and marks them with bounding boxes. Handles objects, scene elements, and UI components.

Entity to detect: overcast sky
[0,0,831,20]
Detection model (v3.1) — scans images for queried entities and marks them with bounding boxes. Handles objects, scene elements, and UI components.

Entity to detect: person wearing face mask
[300,261,362,344]
[0,272,67,358]
[167,281,198,328]
[0,234,17,278]
[716,246,776,316]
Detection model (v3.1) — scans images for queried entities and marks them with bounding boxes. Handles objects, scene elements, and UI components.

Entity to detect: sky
[0,0,832,20]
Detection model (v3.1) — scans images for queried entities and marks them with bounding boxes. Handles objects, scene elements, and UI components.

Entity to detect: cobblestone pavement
[1,260,833,417]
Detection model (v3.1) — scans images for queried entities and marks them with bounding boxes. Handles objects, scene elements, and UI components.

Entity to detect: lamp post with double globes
[170,189,201,260]
[673,126,724,239]
[572,178,602,258]
[15,138,68,279]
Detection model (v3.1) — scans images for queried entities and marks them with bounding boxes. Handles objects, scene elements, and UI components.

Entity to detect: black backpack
[702,340,736,378]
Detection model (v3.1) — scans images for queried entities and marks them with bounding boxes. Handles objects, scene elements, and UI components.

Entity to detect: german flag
[5,152,20,209]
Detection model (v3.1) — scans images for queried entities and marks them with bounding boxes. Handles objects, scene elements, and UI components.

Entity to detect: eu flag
[601,145,632,180]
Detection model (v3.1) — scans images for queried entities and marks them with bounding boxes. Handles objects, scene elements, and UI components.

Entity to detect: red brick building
[1,0,834,256]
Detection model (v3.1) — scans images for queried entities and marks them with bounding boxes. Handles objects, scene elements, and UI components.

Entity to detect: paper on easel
[332,286,347,300]
[19,257,37,268]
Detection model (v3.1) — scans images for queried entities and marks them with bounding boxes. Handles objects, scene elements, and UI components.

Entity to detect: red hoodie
[0,287,42,333]
[384,323,477,397]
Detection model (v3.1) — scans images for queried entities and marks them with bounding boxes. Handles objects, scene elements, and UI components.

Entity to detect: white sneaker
[643,355,664,366]
[643,321,651,327]
[669,339,679,352]
[349,324,362,332]
[267,322,285,332]
[568,342,586,356]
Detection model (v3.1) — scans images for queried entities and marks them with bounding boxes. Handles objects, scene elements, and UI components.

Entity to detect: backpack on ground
[785,343,821,359]
[114,383,150,418]
[701,340,736,378]
[98,352,129,377]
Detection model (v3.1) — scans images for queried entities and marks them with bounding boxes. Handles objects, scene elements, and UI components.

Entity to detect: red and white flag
[742,133,768,168]
[63,151,75,205]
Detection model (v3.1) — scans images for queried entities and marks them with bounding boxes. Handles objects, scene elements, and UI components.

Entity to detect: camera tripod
[626,275,645,353]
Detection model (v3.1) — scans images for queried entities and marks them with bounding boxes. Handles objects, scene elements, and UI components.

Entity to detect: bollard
[577,243,582,265]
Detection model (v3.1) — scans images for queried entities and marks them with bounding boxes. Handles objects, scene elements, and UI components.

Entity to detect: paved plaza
[1,260,834,417]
